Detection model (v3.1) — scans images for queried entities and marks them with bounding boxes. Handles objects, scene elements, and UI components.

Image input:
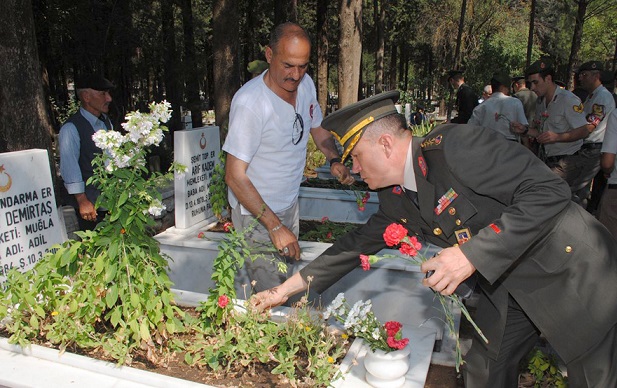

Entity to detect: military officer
[254,91,617,388]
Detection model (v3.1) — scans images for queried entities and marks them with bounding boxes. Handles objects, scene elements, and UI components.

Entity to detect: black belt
[581,142,602,150]
[608,184,617,190]
[545,153,578,163]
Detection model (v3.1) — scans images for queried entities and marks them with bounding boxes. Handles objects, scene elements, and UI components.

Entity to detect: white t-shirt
[468,92,528,140]
[583,84,616,144]
[601,109,617,184]
[534,87,588,157]
[222,71,323,214]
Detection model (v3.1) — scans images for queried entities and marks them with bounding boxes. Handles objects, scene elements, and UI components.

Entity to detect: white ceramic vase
[363,345,411,388]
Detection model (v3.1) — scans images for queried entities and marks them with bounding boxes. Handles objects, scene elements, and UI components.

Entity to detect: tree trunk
[453,0,467,69]
[388,44,397,91]
[180,0,203,128]
[161,0,182,134]
[526,0,536,68]
[316,0,330,113]
[0,0,54,156]
[337,0,362,108]
[566,0,589,90]
[374,0,385,94]
[212,0,240,140]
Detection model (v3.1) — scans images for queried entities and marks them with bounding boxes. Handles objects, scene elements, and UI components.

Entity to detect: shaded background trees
[3,0,617,160]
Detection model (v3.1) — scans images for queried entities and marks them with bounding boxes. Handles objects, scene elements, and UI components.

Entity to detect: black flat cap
[322,90,400,160]
[75,74,114,91]
[525,58,553,76]
[491,72,511,88]
[578,60,603,72]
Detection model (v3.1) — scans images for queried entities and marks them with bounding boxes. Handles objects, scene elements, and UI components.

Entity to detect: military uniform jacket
[301,124,617,363]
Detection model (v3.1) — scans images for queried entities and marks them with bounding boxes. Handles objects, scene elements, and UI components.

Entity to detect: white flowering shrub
[0,101,188,364]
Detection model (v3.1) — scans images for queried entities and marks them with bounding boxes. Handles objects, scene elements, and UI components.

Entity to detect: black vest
[65,111,107,206]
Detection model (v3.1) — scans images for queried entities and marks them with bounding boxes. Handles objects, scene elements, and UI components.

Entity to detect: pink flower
[384,321,402,336]
[321,216,329,223]
[360,254,371,271]
[326,232,333,239]
[223,222,233,232]
[383,223,409,247]
[387,336,409,350]
[217,295,230,308]
[197,231,205,238]
[399,242,418,256]
[358,206,365,212]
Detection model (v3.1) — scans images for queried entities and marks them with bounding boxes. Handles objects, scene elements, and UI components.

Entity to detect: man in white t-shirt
[222,22,353,292]
[469,72,527,141]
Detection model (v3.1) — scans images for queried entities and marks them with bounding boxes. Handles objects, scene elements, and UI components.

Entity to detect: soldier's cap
[525,58,554,76]
[491,72,511,88]
[247,60,269,75]
[322,90,400,161]
[447,69,464,79]
[578,60,603,72]
[75,74,114,91]
[512,75,526,82]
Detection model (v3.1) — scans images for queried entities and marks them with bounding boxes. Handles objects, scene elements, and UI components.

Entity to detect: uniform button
[433,227,442,235]
[565,246,572,253]
[455,219,462,226]
[448,207,456,215]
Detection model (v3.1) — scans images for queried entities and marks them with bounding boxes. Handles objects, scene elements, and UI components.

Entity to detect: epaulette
[420,134,443,150]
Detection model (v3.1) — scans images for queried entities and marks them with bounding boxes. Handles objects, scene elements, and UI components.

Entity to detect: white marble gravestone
[0,149,64,286]
[173,126,220,229]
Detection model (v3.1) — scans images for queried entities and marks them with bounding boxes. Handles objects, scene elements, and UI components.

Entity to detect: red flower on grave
[387,336,410,350]
[217,294,230,308]
[360,254,371,271]
[223,221,233,232]
[384,321,402,337]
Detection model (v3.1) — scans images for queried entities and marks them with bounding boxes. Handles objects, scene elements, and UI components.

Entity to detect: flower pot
[363,345,411,388]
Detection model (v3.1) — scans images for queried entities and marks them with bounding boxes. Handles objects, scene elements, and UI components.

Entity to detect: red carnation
[360,254,371,271]
[384,321,402,336]
[223,222,233,232]
[383,223,408,247]
[218,294,230,308]
[197,231,205,238]
[387,336,410,350]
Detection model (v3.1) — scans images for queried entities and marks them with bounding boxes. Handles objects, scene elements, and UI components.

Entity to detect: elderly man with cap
[59,74,114,231]
[511,58,589,202]
[571,61,616,209]
[468,72,528,141]
[448,69,479,124]
[253,90,617,387]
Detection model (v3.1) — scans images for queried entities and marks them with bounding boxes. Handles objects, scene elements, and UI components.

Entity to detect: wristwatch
[329,157,342,165]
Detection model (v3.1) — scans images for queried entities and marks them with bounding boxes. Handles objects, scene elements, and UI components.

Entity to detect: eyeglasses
[292,113,304,145]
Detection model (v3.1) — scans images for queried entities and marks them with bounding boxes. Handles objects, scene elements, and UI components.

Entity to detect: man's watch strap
[329,157,342,165]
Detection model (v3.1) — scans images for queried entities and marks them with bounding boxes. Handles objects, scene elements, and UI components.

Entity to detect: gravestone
[173,126,220,229]
[0,149,64,286]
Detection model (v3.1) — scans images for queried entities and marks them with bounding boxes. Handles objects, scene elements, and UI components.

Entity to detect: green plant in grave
[0,101,189,364]
[209,151,229,221]
[523,347,567,387]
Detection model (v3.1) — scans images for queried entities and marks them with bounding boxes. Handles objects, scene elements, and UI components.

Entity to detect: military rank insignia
[573,103,584,113]
[434,188,458,215]
[418,156,427,177]
[454,228,471,245]
[392,186,402,195]
[421,134,443,149]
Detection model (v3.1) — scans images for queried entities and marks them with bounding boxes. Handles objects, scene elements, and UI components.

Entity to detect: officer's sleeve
[444,125,571,284]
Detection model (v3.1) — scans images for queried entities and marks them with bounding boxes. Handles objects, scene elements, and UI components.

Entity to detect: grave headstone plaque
[174,126,220,229]
[0,149,64,286]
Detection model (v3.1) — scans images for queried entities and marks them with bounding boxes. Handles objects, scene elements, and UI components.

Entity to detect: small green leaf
[106,285,118,308]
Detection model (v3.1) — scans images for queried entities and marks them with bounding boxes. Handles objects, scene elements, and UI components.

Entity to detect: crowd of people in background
[448,61,617,240]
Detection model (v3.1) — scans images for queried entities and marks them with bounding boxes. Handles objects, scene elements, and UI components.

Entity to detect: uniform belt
[581,142,602,150]
[544,153,578,163]
[608,184,617,190]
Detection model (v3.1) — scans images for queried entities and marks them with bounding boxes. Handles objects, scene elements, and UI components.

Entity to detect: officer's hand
[420,246,476,296]
[536,131,559,144]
